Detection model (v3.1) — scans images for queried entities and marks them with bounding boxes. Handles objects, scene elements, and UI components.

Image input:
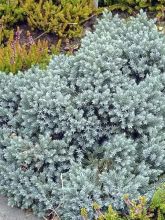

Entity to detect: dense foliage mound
[1,11,165,219]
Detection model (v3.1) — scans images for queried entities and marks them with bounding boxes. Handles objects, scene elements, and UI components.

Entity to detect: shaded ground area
[0,196,41,220]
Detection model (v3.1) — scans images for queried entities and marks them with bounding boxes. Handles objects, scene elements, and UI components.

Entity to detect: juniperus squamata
[0,10,165,219]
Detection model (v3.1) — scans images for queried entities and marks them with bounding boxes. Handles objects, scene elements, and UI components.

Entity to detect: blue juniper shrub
[1,11,165,219]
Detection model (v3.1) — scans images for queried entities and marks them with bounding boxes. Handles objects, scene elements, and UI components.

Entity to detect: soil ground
[0,196,41,220]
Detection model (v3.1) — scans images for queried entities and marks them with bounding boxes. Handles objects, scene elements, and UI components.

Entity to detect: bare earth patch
[0,196,41,220]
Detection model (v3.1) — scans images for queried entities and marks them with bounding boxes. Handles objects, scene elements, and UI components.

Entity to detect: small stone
[158,26,163,31]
